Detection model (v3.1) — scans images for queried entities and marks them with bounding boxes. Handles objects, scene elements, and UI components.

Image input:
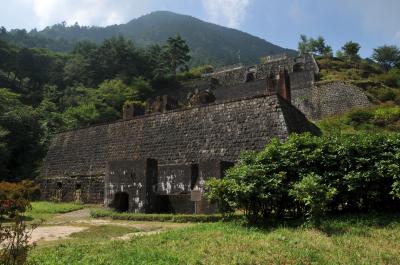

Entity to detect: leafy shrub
[347,109,373,126]
[176,65,214,81]
[0,181,40,218]
[367,87,400,103]
[206,133,400,224]
[204,178,238,215]
[290,173,337,226]
[0,217,37,265]
[373,106,400,126]
[378,68,400,87]
[0,181,39,265]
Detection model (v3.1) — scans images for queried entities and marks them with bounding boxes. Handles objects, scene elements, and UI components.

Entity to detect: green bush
[367,87,400,103]
[347,109,373,126]
[290,173,337,226]
[378,68,400,87]
[206,133,400,224]
[373,106,400,126]
[204,178,238,215]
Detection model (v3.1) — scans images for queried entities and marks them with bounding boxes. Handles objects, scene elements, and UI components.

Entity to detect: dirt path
[32,208,190,244]
[30,226,88,243]
[48,208,91,225]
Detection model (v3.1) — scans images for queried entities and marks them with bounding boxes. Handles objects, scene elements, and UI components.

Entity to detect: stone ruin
[161,53,371,120]
[38,53,370,214]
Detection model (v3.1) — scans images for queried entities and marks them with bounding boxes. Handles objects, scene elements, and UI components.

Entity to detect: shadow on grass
[238,211,400,237]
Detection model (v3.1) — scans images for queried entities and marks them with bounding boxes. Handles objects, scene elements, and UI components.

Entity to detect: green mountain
[26,11,296,66]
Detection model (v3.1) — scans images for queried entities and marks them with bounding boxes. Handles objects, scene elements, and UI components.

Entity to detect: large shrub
[0,181,39,265]
[206,133,400,223]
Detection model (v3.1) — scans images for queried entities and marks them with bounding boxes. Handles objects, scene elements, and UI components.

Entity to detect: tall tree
[341,41,361,61]
[372,45,400,71]
[298,35,310,55]
[298,35,332,57]
[0,88,44,180]
[162,35,191,75]
[310,36,332,57]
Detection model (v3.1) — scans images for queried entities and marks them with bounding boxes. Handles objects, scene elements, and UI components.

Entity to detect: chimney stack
[123,103,145,120]
[277,70,291,102]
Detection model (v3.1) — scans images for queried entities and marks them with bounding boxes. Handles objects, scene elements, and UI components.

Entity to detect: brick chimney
[145,95,179,114]
[123,103,145,120]
[277,70,291,102]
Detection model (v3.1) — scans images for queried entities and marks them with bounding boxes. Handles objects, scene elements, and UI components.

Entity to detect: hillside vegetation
[1,11,296,66]
[314,56,400,133]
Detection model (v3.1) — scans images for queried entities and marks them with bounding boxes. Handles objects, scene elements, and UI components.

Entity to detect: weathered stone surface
[291,82,372,120]
[168,54,318,105]
[41,94,316,179]
[104,159,158,213]
[38,175,104,204]
[157,164,197,195]
[39,94,319,211]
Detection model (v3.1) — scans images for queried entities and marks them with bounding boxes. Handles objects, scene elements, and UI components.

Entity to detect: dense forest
[0,11,296,66]
[0,33,197,181]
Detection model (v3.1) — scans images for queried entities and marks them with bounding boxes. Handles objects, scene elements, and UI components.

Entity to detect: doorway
[112,192,129,212]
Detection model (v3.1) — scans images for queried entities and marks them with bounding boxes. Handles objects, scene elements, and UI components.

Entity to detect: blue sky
[1,0,399,57]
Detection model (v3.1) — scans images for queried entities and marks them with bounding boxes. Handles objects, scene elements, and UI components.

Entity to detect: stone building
[38,53,370,214]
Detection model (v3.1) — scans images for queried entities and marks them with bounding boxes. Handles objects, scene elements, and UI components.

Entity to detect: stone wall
[38,175,104,204]
[104,159,158,213]
[212,67,248,86]
[152,160,234,214]
[157,164,197,195]
[41,94,318,180]
[289,71,316,91]
[213,80,268,102]
[291,82,371,120]
[205,54,318,87]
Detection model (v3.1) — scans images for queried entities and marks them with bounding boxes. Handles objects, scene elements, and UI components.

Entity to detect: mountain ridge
[6,11,297,66]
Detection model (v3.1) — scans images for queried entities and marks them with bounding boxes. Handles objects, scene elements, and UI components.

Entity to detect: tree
[341,41,361,61]
[372,45,400,71]
[88,37,145,86]
[63,103,101,129]
[298,34,311,55]
[310,36,332,57]
[162,35,191,75]
[0,88,44,181]
[298,35,332,57]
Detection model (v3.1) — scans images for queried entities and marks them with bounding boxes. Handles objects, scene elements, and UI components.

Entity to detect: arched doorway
[246,72,255,82]
[112,192,129,212]
[293,62,305,72]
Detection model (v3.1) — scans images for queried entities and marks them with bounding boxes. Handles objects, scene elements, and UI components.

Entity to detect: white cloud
[28,0,153,29]
[202,0,251,28]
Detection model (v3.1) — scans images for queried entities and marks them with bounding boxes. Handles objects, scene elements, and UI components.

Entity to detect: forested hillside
[0,11,296,66]
[0,34,195,181]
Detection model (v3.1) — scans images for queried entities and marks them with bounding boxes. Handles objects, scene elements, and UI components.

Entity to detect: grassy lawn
[25,201,85,221]
[90,208,233,222]
[28,213,400,265]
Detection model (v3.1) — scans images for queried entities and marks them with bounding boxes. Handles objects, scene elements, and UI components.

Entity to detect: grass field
[25,201,85,221]
[90,208,231,222]
[27,213,400,265]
